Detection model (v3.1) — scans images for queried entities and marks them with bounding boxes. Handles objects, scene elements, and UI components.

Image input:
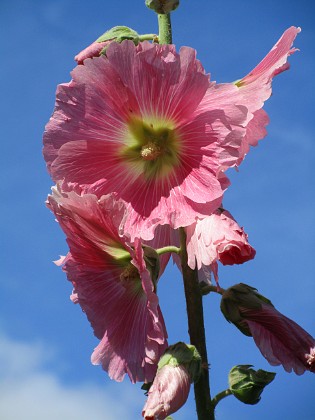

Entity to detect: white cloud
[0,333,143,420]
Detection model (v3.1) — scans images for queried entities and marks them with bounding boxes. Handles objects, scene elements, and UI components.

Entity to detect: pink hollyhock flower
[43,41,249,241]
[142,342,201,419]
[185,209,256,283]
[221,284,315,375]
[43,28,299,241]
[47,187,168,383]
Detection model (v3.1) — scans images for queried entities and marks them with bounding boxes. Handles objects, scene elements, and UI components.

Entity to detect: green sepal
[220,283,274,336]
[143,245,160,289]
[158,342,201,383]
[96,26,140,44]
[229,365,276,405]
[141,381,153,396]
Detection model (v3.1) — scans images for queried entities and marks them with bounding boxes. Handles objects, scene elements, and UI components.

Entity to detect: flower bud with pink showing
[47,186,168,383]
[142,342,201,419]
[220,283,315,375]
[75,26,140,64]
[75,41,110,64]
[185,209,256,283]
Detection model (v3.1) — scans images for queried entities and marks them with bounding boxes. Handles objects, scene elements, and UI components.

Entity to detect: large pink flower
[43,41,248,241]
[43,28,299,241]
[185,209,256,283]
[47,187,168,383]
[221,284,315,375]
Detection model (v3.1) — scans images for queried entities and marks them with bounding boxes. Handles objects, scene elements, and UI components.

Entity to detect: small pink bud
[142,343,201,419]
[142,364,190,420]
[74,26,140,64]
[75,41,110,64]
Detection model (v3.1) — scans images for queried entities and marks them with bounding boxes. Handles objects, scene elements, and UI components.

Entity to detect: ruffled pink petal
[186,209,256,271]
[226,27,300,165]
[236,27,301,112]
[144,224,176,276]
[243,304,315,375]
[142,365,191,420]
[241,27,301,86]
[236,109,269,165]
[47,187,168,383]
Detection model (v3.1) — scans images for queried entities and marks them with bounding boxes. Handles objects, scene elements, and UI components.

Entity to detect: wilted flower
[47,186,168,383]
[142,343,201,419]
[185,209,256,283]
[220,283,315,375]
[43,29,299,241]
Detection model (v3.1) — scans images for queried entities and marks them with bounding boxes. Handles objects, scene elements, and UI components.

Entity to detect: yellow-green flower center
[120,117,181,180]
[120,263,139,283]
[119,262,144,295]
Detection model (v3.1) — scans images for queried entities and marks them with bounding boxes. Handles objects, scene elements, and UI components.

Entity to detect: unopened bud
[142,343,201,419]
[220,283,273,336]
[145,0,180,14]
[75,26,140,63]
[229,365,276,405]
[220,283,315,375]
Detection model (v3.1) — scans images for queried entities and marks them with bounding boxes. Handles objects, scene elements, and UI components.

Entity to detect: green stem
[212,389,232,408]
[156,245,181,255]
[200,285,225,296]
[138,33,157,41]
[158,13,172,44]
[179,228,215,420]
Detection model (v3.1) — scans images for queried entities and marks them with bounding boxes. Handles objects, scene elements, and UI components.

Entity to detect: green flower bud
[229,365,276,405]
[145,0,180,14]
[220,283,273,336]
[96,26,140,44]
[75,26,141,64]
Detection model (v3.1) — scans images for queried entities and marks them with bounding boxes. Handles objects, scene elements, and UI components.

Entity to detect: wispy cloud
[0,332,143,420]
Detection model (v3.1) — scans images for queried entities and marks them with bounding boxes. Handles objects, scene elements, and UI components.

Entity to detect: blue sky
[1,0,314,419]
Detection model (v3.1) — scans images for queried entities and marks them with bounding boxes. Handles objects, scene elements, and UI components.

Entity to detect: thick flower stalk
[47,187,168,383]
[43,28,298,244]
[220,283,315,375]
[185,209,256,283]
